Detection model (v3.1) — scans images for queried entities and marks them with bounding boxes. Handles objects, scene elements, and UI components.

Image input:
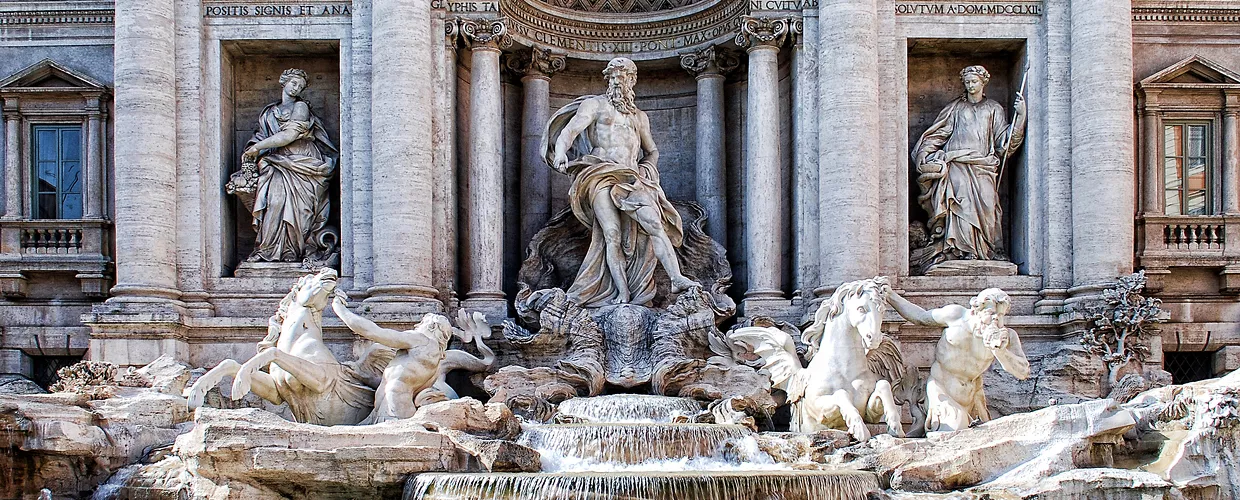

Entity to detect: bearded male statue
[540,57,699,308]
[883,285,1030,433]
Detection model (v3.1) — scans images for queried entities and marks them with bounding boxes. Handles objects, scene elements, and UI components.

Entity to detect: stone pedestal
[924,260,1019,277]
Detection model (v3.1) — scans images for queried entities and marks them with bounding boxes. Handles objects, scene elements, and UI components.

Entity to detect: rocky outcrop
[0,372,192,499]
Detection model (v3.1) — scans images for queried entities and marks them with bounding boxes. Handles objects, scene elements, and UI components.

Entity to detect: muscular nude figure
[332,294,493,423]
[543,57,699,307]
[883,285,1030,432]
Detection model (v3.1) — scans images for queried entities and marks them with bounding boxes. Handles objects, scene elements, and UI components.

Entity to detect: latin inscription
[894,2,1041,15]
[748,0,817,10]
[430,0,500,12]
[510,22,732,54]
[204,3,352,17]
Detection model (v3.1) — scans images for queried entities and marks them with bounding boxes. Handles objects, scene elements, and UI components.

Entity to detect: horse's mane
[803,277,889,359]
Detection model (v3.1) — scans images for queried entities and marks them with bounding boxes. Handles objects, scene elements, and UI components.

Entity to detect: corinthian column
[508,46,565,251]
[1139,92,1163,215]
[1069,0,1134,294]
[367,0,441,314]
[108,0,180,303]
[680,46,739,246]
[461,18,510,317]
[737,17,791,301]
[1223,93,1240,215]
[817,0,879,294]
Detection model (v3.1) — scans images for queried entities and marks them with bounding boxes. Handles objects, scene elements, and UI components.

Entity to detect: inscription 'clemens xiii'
[542,57,700,308]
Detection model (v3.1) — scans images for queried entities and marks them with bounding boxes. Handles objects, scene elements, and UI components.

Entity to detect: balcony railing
[1138,215,1240,293]
[0,219,112,297]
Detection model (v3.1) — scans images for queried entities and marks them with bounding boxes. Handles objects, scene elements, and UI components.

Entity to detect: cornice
[1132,6,1240,23]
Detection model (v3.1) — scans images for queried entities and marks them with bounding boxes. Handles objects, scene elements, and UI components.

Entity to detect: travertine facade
[3,0,1240,398]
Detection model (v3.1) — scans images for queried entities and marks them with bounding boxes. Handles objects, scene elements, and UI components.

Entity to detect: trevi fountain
[1,0,1240,498]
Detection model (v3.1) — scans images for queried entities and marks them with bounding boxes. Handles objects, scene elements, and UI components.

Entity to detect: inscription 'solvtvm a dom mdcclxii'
[4,0,1240,497]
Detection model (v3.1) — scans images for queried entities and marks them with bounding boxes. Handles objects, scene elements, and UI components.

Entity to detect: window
[1163,122,1212,216]
[31,124,83,219]
[1164,351,1215,384]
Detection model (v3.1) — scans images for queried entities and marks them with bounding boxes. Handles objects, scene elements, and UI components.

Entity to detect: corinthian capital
[506,46,567,79]
[734,16,794,50]
[679,46,741,78]
[459,17,511,51]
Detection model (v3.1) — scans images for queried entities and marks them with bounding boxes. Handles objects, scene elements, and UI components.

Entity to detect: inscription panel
[895,1,1041,16]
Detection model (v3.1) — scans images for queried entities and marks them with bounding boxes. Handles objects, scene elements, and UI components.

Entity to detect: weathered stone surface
[984,343,1106,416]
[483,365,589,406]
[0,386,190,499]
[0,374,46,395]
[135,354,192,396]
[410,398,521,439]
[441,429,541,472]
[171,407,460,498]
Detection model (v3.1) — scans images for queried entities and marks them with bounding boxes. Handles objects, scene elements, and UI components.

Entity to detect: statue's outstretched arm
[886,290,947,327]
[992,328,1031,380]
[331,295,419,350]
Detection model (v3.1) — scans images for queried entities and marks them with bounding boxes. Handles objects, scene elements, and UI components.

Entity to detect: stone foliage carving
[886,284,1031,433]
[910,65,1026,274]
[228,68,340,267]
[727,277,908,441]
[506,46,566,78]
[184,269,493,425]
[1079,271,1167,396]
[734,16,795,49]
[679,46,740,77]
[459,18,511,50]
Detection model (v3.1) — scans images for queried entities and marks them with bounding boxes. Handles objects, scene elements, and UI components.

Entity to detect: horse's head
[290,268,339,311]
[813,276,890,351]
[417,313,454,351]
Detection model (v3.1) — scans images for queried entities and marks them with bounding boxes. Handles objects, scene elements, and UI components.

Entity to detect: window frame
[28,123,85,220]
[1162,118,1218,216]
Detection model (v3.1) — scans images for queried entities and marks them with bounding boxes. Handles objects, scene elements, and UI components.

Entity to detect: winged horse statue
[727,277,910,441]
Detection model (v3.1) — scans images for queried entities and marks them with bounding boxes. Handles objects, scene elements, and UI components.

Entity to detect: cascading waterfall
[556,394,703,423]
[403,395,882,500]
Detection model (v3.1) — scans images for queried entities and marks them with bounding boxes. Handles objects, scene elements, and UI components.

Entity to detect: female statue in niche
[911,65,1026,274]
[229,68,339,266]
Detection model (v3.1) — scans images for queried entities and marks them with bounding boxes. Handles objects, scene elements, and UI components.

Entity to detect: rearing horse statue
[184,268,375,425]
[728,277,907,441]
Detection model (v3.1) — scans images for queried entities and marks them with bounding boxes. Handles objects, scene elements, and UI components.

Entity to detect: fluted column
[509,46,565,250]
[1223,93,1240,214]
[109,0,179,302]
[367,0,441,313]
[680,46,738,246]
[461,18,510,316]
[817,0,879,294]
[1069,0,1135,293]
[1139,93,1163,215]
[85,97,104,219]
[737,17,791,301]
[2,100,19,220]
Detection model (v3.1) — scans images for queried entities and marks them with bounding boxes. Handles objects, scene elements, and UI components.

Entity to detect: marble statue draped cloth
[247,103,338,262]
[912,97,1023,262]
[542,96,685,308]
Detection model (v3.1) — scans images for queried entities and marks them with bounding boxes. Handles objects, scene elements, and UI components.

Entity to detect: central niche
[534,0,708,13]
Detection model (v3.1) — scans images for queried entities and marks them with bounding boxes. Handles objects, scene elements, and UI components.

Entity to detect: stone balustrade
[0,219,112,297]
[1138,215,1240,293]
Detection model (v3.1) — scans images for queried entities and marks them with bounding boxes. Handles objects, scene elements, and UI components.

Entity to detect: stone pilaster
[792,15,819,299]
[365,0,442,314]
[432,18,461,304]
[1069,0,1135,295]
[1223,92,1240,215]
[817,0,880,294]
[680,46,738,247]
[736,17,791,302]
[1139,92,1163,215]
[508,46,565,251]
[2,99,19,219]
[461,17,511,318]
[85,97,104,219]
